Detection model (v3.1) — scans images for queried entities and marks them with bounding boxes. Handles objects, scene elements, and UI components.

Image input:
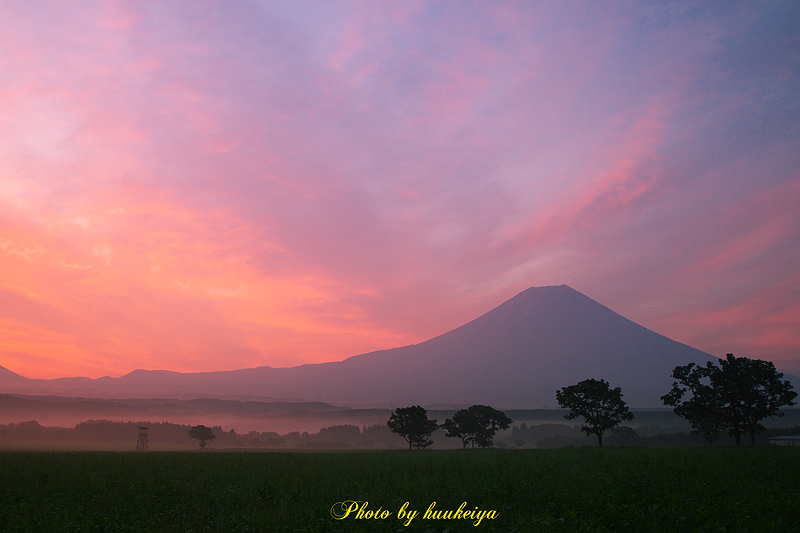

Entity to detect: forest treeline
[0,419,402,450]
[509,422,800,448]
[2,418,799,450]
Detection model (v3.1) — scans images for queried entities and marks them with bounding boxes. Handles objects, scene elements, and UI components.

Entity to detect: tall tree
[556,378,633,447]
[663,354,797,445]
[387,406,438,449]
[188,425,216,448]
[442,405,512,449]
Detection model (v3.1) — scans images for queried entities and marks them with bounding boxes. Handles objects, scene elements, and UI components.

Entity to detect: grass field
[1,447,798,532]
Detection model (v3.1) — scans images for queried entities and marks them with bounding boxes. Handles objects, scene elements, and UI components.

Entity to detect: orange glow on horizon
[0,192,418,380]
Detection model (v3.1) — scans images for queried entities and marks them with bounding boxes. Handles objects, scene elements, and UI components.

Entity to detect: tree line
[388,354,797,448]
[558,354,796,447]
[0,419,405,449]
[2,355,793,450]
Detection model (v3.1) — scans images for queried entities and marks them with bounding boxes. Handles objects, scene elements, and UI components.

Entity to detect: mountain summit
[1,285,712,407]
[321,284,713,407]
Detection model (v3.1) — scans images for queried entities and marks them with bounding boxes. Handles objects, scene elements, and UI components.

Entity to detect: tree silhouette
[387,406,438,449]
[663,354,797,445]
[556,378,633,447]
[188,425,216,448]
[661,360,726,443]
[442,405,512,449]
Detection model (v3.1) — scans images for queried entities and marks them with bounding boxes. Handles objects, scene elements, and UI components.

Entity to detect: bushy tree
[387,406,438,449]
[442,405,512,449]
[556,378,633,447]
[661,361,726,443]
[663,354,797,446]
[188,425,216,448]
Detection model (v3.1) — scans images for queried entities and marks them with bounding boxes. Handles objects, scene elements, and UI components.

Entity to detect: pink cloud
[1,2,798,378]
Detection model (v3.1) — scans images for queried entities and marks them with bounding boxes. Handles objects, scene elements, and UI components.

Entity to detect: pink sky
[2,2,799,379]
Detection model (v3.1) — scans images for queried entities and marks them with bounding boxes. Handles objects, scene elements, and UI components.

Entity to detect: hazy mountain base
[0,394,352,434]
[2,410,799,451]
[0,394,696,436]
[13,394,800,434]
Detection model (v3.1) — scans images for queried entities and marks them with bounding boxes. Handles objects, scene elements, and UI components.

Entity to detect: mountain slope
[304,284,713,407]
[0,285,718,407]
[0,365,28,385]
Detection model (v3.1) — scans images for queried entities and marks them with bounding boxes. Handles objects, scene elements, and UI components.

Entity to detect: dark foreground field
[1,447,798,532]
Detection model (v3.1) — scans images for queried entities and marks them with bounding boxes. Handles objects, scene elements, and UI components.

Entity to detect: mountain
[0,365,27,385]
[0,285,727,407]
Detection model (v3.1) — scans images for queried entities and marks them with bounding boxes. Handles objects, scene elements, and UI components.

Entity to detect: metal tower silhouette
[136,426,149,451]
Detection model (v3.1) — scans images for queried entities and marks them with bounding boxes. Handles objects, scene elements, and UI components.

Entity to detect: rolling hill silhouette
[1,285,724,407]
